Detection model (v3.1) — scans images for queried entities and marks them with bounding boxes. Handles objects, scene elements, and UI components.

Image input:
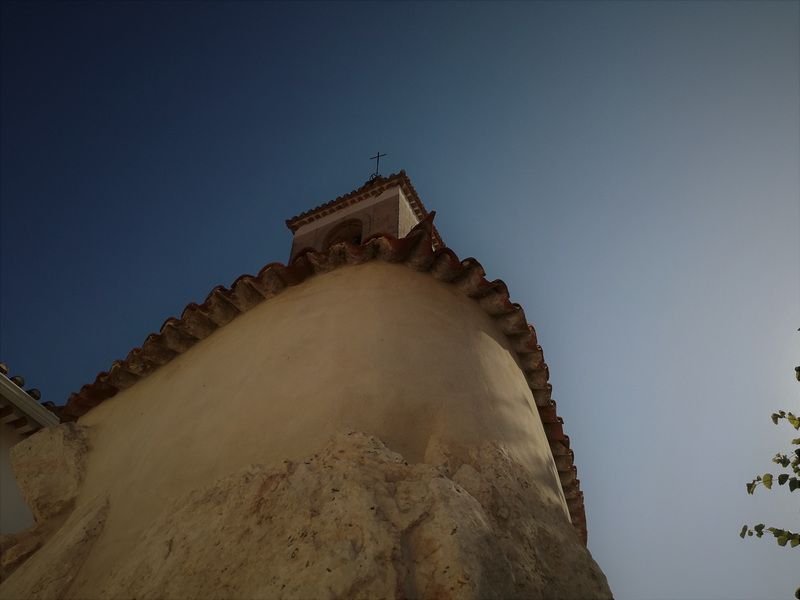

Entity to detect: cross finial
[370,151,387,180]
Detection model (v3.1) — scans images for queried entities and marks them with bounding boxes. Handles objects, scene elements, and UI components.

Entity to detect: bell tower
[285,170,444,262]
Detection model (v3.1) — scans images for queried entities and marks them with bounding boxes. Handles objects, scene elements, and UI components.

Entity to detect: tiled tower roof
[286,171,445,250]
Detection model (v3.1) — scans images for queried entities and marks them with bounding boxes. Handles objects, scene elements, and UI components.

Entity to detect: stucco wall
[66,261,567,590]
[397,189,420,238]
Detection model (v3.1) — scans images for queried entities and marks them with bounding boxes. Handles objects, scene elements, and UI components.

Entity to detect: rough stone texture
[0,516,65,581]
[9,423,90,521]
[0,491,109,599]
[83,431,611,600]
[0,430,610,599]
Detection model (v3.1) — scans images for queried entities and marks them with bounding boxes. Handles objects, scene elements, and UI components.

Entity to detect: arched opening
[324,219,363,249]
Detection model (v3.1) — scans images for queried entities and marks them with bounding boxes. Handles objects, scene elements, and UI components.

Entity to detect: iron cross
[370,151,387,178]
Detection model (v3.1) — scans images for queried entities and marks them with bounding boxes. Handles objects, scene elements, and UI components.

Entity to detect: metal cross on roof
[370,151,387,180]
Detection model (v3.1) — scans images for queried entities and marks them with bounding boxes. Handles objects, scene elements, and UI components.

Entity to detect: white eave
[0,373,59,433]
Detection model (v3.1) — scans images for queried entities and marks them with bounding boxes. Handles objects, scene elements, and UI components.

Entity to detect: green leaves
[740,524,800,548]
[768,528,800,548]
[789,414,800,430]
[742,404,799,550]
[771,411,800,430]
[773,453,790,468]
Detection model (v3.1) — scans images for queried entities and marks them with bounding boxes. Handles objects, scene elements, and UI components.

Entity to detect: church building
[0,171,611,599]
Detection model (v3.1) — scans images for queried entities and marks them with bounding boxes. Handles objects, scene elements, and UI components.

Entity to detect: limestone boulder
[9,423,91,521]
[0,491,109,599]
[94,431,611,600]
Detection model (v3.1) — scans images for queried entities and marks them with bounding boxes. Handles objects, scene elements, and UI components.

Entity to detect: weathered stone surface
[0,517,65,582]
[89,431,611,600]
[0,491,109,600]
[9,422,90,521]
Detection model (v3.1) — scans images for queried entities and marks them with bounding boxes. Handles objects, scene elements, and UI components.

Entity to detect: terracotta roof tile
[60,213,589,545]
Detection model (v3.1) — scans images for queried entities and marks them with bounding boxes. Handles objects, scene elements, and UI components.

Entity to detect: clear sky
[1,2,798,598]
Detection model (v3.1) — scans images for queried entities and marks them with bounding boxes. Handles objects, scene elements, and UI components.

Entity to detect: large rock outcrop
[2,429,611,599]
[1,491,109,600]
[9,422,90,522]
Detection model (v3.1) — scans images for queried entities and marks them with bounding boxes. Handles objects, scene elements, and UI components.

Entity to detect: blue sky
[1,2,798,598]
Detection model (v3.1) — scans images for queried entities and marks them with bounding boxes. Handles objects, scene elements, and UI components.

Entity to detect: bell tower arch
[322,218,365,249]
